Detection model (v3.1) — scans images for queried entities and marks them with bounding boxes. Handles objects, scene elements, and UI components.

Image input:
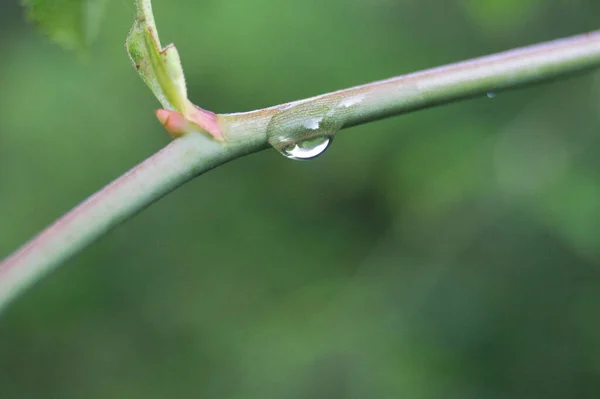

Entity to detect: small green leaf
[126,0,189,113]
[126,0,223,141]
[21,0,109,50]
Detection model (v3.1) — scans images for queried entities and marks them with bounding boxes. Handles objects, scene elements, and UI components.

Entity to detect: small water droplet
[487,92,496,98]
[267,101,343,160]
[282,136,332,160]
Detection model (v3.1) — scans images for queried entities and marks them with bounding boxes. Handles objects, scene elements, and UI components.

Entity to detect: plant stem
[0,133,264,312]
[220,31,600,133]
[2,30,600,312]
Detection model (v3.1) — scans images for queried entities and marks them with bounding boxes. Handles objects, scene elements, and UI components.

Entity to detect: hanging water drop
[487,92,497,98]
[266,101,344,160]
[282,136,332,160]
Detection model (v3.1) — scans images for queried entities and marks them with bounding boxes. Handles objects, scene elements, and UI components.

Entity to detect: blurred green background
[1,0,600,397]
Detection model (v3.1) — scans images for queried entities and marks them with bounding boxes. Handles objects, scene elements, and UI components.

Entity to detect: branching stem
[1,30,600,312]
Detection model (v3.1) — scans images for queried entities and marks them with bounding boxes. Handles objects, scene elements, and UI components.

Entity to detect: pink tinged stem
[156,107,223,141]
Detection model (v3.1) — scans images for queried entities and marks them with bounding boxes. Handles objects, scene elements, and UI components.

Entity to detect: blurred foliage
[21,0,108,50]
[1,0,600,398]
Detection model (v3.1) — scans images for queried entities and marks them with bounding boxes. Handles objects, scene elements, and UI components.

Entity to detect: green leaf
[21,0,109,50]
[126,0,223,141]
[126,0,189,113]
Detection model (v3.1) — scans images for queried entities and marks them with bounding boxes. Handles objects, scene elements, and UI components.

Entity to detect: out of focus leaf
[21,0,109,50]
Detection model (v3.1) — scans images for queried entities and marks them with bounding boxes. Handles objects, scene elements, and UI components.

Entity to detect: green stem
[221,31,600,133]
[2,30,600,312]
[0,133,264,312]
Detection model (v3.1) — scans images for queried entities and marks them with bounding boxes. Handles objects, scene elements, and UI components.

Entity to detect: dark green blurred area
[1,0,600,397]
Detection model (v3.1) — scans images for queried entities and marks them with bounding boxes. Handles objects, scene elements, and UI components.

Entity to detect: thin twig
[1,30,600,312]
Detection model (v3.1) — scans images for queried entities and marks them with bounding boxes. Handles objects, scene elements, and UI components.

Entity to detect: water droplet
[282,136,332,160]
[267,101,343,160]
[487,92,496,98]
